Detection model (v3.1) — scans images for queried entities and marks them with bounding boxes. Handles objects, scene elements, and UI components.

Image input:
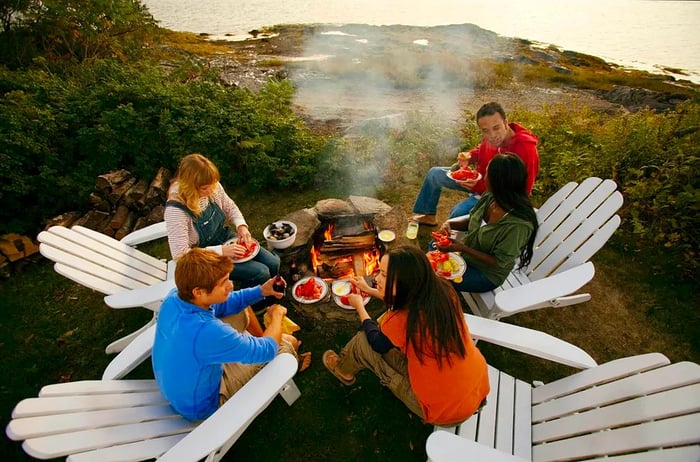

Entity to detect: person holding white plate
[323,245,489,426]
[436,154,538,293]
[411,102,539,225]
[165,153,280,320]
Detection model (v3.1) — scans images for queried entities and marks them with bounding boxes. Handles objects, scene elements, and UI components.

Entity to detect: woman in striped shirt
[164,153,281,317]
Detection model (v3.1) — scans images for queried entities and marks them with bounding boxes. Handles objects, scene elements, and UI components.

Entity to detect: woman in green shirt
[437,153,538,293]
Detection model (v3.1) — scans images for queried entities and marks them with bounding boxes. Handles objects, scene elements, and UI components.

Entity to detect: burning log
[319,233,376,255]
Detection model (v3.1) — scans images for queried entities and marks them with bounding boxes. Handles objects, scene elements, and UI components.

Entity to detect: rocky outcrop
[601,85,690,112]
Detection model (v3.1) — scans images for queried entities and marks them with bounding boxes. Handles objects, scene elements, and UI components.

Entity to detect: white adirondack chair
[426,352,700,461]
[5,353,301,462]
[119,221,168,247]
[462,177,623,319]
[37,225,175,356]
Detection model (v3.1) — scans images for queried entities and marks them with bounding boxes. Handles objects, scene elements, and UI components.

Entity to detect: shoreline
[187,24,696,126]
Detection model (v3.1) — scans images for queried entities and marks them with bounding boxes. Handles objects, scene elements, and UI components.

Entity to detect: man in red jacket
[412,102,539,225]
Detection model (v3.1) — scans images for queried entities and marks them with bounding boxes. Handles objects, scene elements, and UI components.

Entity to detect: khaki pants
[337,331,424,419]
[218,310,297,406]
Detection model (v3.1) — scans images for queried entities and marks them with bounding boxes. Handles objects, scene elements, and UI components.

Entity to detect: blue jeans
[451,266,498,293]
[413,167,480,218]
[231,247,280,288]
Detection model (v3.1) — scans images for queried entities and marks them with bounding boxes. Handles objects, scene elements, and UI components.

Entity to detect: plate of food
[292,276,328,304]
[227,238,260,263]
[447,168,482,182]
[332,280,371,310]
[426,251,466,280]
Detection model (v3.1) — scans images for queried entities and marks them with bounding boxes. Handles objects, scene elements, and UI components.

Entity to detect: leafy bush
[511,102,700,277]
[0,61,331,235]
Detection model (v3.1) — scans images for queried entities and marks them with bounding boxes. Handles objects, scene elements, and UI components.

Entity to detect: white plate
[446,170,482,182]
[427,251,467,280]
[333,293,371,310]
[331,279,352,296]
[291,276,328,304]
[378,229,396,243]
[227,238,261,263]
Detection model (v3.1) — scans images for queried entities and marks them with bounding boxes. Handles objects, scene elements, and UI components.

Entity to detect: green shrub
[511,102,700,277]
[0,61,331,235]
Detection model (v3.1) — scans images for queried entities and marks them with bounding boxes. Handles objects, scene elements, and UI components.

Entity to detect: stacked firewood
[45,167,171,240]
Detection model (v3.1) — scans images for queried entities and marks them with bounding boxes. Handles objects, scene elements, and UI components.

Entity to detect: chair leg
[279,379,301,405]
[104,314,157,354]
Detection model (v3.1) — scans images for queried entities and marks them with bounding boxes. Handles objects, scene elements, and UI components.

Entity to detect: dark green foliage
[0,0,158,68]
[0,60,331,235]
[511,103,700,278]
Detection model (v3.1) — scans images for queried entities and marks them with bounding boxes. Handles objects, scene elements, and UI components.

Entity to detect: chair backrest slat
[533,383,700,444]
[71,226,167,272]
[533,362,700,422]
[532,413,700,462]
[532,353,670,403]
[39,231,166,287]
[7,404,177,440]
[22,418,195,460]
[528,179,622,278]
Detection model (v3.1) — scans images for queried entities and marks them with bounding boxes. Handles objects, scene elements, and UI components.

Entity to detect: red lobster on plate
[295,278,323,299]
[431,231,451,247]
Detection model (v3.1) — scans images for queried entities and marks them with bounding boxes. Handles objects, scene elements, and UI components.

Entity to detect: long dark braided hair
[487,153,539,269]
[383,246,468,368]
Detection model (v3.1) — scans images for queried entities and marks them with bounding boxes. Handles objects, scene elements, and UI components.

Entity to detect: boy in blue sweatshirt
[152,247,296,421]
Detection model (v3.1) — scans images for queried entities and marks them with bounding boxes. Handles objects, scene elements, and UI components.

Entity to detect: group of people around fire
[154,101,540,427]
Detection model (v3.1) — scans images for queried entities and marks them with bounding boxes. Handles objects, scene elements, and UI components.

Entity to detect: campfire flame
[310,222,381,280]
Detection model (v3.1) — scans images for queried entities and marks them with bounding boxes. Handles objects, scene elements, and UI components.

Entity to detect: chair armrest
[466,314,597,369]
[157,353,299,462]
[426,431,528,462]
[104,279,176,309]
[494,262,595,316]
[120,222,168,246]
[102,324,156,380]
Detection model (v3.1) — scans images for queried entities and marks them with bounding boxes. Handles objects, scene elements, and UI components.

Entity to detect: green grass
[1,184,698,461]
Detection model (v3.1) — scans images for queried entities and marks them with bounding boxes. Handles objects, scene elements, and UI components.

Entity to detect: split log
[114,211,137,241]
[133,216,149,232]
[74,210,110,231]
[89,193,111,213]
[124,179,149,211]
[0,234,39,262]
[44,211,81,231]
[110,205,130,230]
[145,205,165,226]
[143,167,171,209]
[107,176,137,207]
[320,233,376,255]
[95,169,133,194]
[317,259,354,279]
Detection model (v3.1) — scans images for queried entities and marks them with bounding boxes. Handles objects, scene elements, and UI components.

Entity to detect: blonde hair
[175,248,233,302]
[174,153,221,216]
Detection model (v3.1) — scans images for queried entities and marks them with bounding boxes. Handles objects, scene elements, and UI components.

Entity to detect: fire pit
[310,214,381,280]
[266,195,409,321]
